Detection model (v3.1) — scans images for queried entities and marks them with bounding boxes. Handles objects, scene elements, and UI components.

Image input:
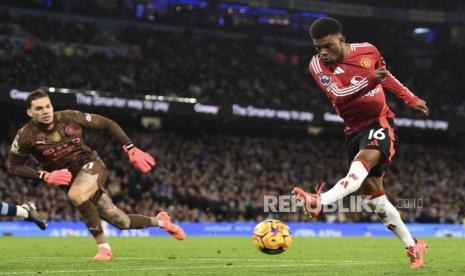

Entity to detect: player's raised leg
[67,166,111,261]
[96,193,185,240]
[292,149,377,217]
[0,201,47,230]
[360,177,427,269]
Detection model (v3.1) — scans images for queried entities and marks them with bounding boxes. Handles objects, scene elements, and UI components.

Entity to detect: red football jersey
[309,43,419,136]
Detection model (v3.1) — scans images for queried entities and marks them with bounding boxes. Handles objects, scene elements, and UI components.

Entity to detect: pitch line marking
[0,262,402,275]
[0,256,400,264]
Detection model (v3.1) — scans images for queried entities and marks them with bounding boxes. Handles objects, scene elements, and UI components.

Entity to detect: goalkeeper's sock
[77,201,104,238]
[320,160,370,205]
[364,193,416,247]
[128,214,153,229]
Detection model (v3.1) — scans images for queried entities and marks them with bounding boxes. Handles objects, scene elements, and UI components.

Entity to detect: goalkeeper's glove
[38,169,72,185]
[123,142,156,173]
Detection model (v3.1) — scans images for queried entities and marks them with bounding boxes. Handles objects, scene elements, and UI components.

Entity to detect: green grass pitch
[0,237,463,275]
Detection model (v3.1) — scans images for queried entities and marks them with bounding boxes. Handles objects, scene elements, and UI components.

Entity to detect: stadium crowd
[0,4,464,225]
[1,127,463,224]
[1,8,465,117]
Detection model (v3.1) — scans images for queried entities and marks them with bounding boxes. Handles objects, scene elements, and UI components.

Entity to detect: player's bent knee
[67,189,91,206]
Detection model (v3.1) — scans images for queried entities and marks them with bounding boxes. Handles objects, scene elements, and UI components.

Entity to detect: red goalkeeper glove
[123,142,156,173]
[38,169,72,185]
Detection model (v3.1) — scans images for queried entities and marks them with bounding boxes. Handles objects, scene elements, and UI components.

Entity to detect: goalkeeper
[7,89,185,261]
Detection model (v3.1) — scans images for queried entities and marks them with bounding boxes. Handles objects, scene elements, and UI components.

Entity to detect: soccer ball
[252,219,292,255]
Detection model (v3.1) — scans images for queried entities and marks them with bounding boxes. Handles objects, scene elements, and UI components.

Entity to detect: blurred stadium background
[0,0,464,235]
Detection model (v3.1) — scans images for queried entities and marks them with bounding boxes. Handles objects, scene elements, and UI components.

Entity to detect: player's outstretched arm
[122,142,156,173]
[410,98,429,116]
[379,71,429,116]
[375,51,429,116]
[64,110,132,144]
[65,110,156,173]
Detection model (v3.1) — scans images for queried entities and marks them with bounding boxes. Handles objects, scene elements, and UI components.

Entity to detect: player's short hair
[26,89,49,109]
[309,17,342,39]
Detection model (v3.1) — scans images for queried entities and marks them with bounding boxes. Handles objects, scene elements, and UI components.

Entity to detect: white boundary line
[0,261,402,275]
[0,256,400,264]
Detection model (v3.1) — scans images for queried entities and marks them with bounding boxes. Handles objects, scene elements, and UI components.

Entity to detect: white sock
[365,194,416,247]
[154,217,164,228]
[98,243,111,250]
[320,160,369,205]
[16,205,29,218]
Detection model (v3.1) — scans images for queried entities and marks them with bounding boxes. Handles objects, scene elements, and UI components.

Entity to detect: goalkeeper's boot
[292,183,325,218]
[157,212,185,241]
[93,245,113,261]
[407,239,428,269]
[21,202,47,230]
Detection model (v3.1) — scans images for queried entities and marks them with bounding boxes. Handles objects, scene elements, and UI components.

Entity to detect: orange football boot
[157,212,185,240]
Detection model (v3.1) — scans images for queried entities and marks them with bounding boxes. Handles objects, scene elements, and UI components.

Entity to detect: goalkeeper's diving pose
[7,89,185,261]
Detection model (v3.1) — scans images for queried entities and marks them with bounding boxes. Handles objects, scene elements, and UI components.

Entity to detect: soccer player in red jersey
[7,90,185,261]
[292,18,429,269]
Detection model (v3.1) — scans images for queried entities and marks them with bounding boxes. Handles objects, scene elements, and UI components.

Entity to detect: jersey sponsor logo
[350,76,364,85]
[85,113,92,122]
[42,148,55,156]
[319,74,332,85]
[42,140,80,156]
[51,131,61,142]
[360,58,371,68]
[363,87,382,97]
[65,124,76,135]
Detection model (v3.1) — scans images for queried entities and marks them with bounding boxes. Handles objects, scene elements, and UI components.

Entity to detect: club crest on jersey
[51,131,61,142]
[319,74,331,85]
[360,58,371,68]
[65,124,76,135]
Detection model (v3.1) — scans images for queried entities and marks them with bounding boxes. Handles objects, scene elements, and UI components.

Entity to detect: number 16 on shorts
[368,128,386,140]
